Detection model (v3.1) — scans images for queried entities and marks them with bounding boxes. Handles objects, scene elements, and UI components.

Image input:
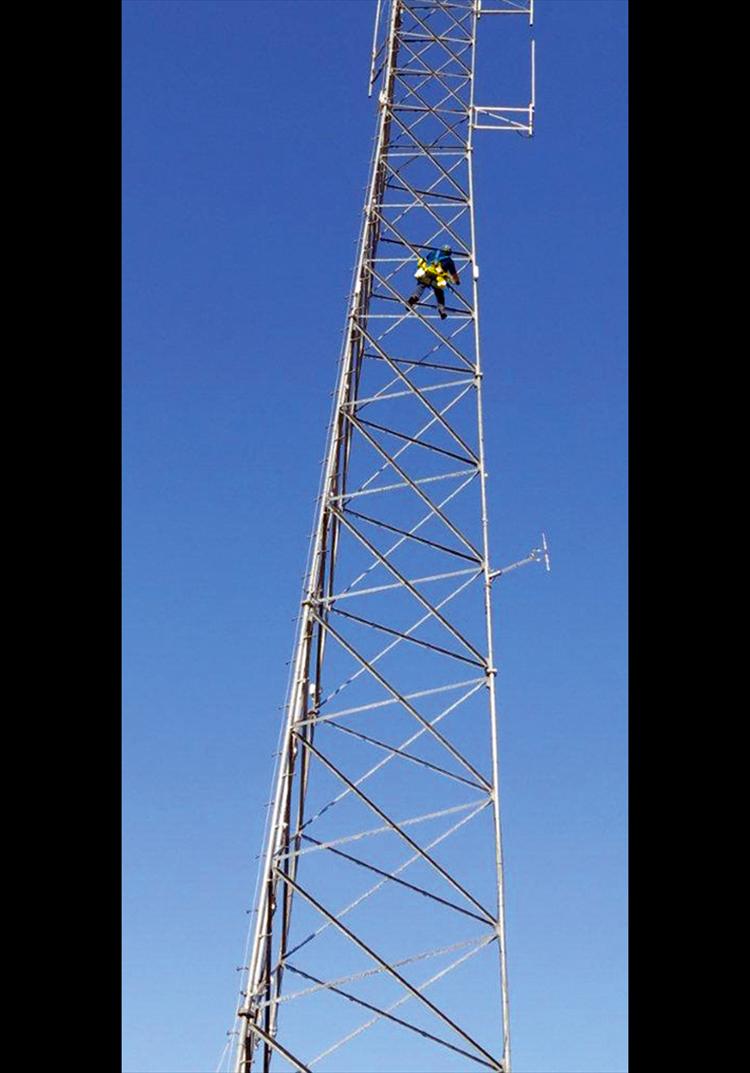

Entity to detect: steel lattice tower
[230,3,543,1071]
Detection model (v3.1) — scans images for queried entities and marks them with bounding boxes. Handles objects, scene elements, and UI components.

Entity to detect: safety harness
[414,251,450,288]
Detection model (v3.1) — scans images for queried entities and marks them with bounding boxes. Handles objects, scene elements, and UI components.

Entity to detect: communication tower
[226,3,544,1070]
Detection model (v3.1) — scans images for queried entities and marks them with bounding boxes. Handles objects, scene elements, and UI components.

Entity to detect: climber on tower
[407,245,460,320]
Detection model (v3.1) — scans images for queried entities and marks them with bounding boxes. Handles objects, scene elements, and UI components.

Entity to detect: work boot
[439,307,447,320]
[407,296,417,307]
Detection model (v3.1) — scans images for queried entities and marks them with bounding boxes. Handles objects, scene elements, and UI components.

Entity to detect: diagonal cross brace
[274,868,504,1071]
[332,423,482,561]
[309,609,491,790]
[291,730,496,923]
[328,505,485,662]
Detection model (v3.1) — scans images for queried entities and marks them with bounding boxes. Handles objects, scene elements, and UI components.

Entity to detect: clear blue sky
[122,2,627,1071]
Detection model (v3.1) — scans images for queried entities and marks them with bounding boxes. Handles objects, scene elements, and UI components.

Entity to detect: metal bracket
[476,0,534,23]
[474,16,535,136]
[489,532,551,580]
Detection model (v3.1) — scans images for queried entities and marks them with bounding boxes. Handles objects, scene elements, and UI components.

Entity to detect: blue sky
[122,2,627,1071]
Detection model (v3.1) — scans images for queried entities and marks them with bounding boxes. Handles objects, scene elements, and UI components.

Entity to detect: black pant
[408,279,446,308]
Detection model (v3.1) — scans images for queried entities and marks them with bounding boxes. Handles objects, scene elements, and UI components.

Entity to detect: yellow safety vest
[415,256,449,287]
